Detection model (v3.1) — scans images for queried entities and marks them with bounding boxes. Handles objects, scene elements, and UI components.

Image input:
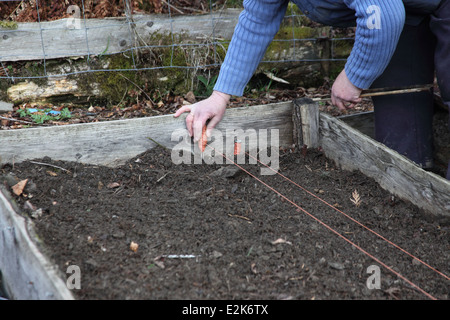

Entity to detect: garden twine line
[205,143,442,300]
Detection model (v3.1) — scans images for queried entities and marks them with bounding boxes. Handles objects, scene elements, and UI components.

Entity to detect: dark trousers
[431,0,450,179]
[371,0,450,179]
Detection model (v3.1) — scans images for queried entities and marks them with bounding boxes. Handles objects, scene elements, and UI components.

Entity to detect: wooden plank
[318,109,450,217]
[0,102,293,167]
[338,111,375,139]
[0,10,241,62]
[0,186,74,299]
[293,98,319,148]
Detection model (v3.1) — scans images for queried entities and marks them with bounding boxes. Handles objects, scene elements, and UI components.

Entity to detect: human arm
[332,0,406,110]
[175,0,289,147]
[213,0,290,96]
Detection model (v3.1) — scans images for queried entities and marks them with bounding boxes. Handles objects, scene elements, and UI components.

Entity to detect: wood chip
[130,241,139,252]
[107,182,120,189]
[270,238,292,245]
[12,179,28,196]
[47,170,58,176]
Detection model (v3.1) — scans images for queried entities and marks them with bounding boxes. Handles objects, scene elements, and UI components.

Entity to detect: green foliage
[0,20,18,30]
[18,108,71,124]
[77,54,136,105]
[219,0,243,8]
[275,26,315,40]
[195,74,218,97]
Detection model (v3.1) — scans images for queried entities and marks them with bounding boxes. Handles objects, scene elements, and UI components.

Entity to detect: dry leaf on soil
[350,189,362,207]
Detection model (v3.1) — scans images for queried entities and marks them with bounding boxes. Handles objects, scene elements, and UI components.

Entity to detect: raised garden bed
[0,101,449,300]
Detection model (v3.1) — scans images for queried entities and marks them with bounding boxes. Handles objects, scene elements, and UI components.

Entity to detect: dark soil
[1,144,449,300]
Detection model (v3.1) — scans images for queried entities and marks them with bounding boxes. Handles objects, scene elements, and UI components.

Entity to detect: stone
[0,101,13,113]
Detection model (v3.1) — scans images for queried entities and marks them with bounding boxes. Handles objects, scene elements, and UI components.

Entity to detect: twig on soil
[161,254,198,259]
[0,116,44,126]
[270,238,292,245]
[228,214,251,222]
[117,73,154,104]
[156,172,169,183]
[117,87,128,107]
[161,0,184,14]
[28,160,71,173]
[147,137,169,150]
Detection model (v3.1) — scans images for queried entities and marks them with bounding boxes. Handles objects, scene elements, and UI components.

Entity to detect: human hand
[331,69,363,111]
[174,90,230,150]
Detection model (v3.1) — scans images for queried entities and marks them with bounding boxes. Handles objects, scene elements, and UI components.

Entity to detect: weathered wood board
[0,10,241,62]
[319,111,450,217]
[0,102,293,167]
[338,111,375,139]
[293,98,320,149]
[0,186,74,300]
[293,99,449,216]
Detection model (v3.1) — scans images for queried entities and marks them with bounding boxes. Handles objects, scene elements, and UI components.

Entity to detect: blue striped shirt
[214,0,410,96]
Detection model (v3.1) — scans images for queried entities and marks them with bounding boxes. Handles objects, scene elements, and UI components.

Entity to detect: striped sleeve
[213,0,289,96]
[343,0,406,89]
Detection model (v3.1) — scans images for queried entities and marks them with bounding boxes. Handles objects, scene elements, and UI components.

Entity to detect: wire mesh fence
[0,0,354,78]
[0,0,356,108]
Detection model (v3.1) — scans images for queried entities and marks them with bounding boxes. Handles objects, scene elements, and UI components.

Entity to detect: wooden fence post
[292,98,319,149]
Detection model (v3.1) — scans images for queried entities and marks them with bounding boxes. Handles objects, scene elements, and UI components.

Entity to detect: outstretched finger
[174,105,191,118]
